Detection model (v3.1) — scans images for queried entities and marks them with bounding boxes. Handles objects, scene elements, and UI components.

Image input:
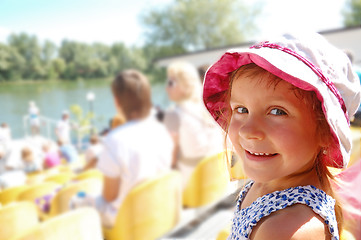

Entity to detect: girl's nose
[238,115,265,141]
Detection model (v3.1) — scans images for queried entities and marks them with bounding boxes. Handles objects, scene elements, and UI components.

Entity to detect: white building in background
[155,26,361,68]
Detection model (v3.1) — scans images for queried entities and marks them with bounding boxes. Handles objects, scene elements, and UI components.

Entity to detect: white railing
[23,115,92,150]
[23,115,58,140]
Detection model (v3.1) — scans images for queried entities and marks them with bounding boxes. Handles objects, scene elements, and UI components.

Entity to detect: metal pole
[90,100,94,134]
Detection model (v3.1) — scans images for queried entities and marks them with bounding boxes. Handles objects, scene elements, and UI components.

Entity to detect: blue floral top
[228,181,339,240]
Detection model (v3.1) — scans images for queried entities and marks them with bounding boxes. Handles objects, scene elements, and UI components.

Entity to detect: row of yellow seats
[0,169,103,206]
[26,162,103,185]
[0,201,103,240]
[1,151,239,240]
[0,178,102,221]
[102,152,241,240]
[0,171,181,240]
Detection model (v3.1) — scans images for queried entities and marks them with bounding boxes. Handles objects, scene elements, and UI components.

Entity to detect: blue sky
[0,0,347,47]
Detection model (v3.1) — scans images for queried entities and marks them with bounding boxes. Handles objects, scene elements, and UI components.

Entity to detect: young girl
[203,32,361,239]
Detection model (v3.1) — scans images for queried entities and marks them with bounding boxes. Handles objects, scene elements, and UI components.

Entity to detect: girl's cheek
[228,118,240,144]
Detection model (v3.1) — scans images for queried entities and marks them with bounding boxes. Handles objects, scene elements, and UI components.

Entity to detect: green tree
[41,40,57,63]
[41,40,58,79]
[59,40,93,79]
[109,43,147,75]
[0,43,26,81]
[7,33,44,79]
[343,0,361,27]
[140,0,261,52]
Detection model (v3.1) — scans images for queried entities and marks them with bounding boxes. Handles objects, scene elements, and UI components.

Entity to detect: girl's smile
[245,150,278,161]
[228,74,324,185]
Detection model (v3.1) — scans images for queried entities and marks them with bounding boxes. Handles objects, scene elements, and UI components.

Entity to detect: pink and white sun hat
[203,31,361,169]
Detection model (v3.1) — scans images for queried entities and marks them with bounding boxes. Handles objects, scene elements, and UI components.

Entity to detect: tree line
[0,0,358,83]
[0,34,154,82]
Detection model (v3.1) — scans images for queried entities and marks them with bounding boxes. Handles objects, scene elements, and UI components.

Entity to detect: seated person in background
[57,139,78,164]
[72,69,174,228]
[21,146,42,173]
[164,61,224,187]
[42,141,61,169]
[83,134,103,170]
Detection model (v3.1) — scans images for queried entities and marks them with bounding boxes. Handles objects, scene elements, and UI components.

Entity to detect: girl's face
[228,74,323,184]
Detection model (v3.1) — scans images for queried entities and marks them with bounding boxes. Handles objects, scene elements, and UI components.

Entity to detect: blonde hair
[167,61,202,103]
[227,63,344,232]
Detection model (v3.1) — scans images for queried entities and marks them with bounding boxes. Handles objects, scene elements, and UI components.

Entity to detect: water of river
[0,79,170,139]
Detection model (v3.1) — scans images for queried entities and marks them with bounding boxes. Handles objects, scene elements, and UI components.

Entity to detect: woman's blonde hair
[167,61,202,103]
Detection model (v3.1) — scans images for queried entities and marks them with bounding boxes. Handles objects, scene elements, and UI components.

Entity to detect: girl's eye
[235,107,248,114]
[270,108,287,116]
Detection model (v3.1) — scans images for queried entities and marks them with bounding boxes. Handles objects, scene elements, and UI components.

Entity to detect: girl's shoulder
[251,203,329,239]
[233,182,338,239]
[238,181,336,214]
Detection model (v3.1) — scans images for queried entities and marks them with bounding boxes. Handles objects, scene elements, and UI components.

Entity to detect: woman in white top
[164,61,224,187]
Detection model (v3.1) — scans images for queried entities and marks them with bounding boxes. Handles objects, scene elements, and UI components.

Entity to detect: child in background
[203,32,360,239]
[42,141,61,169]
[57,139,78,164]
[21,147,42,173]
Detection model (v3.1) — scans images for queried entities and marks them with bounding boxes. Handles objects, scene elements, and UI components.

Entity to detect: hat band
[250,41,349,124]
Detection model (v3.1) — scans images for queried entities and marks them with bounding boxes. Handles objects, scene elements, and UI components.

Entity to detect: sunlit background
[0,0,356,138]
[0,1,360,239]
[0,0,347,46]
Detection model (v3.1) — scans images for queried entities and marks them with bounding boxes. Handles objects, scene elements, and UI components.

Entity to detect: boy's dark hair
[111,69,152,120]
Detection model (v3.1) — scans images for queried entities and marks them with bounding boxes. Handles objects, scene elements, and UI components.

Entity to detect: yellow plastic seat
[46,178,102,218]
[216,226,230,240]
[182,152,230,207]
[73,169,103,182]
[103,170,182,240]
[0,185,29,205]
[349,126,361,167]
[26,172,46,185]
[229,152,247,180]
[11,207,103,240]
[0,201,39,240]
[17,182,60,220]
[56,164,73,173]
[44,172,75,185]
[18,182,60,202]
[340,229,356,240]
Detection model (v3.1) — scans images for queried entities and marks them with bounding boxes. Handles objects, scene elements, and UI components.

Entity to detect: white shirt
[85,143,103,163]
[0,127,11,142]
[165,101,224,160]
[28,105,40,126]
[97,115,173,210]
[55,119,70,142]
